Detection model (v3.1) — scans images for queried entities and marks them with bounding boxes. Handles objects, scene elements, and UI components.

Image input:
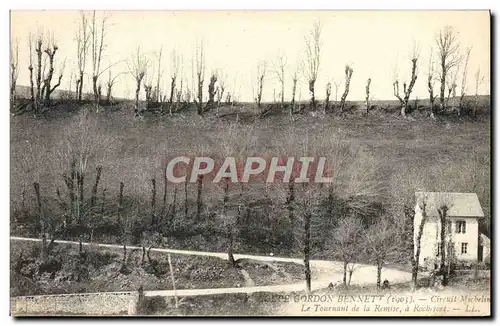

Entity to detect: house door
[478,245,483,262]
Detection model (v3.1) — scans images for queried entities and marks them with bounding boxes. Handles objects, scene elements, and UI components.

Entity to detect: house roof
[415,192,484,217]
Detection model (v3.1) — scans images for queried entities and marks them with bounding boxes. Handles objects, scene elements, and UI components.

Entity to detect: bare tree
[175,78,184,113]
[331,216,364,287]
[339,65,353,112]
[346,263,360,286]
[213,123,256,265]
[90,10,110,106]
[34,31,44,109]
[429,193,454,287]
[290,69,299,119]
[445,66,459,113]
[127,47,149,115]
[427,49,438,119]
[143,68,154,109]
[10,38,19,108]
[155,47,163,103]
[56,111,114,254]
[364,216,400,288]
[365,78,371,114]
[436,26,462,112]
[324,82,331,113]
[458,47,471,116]
[304,20,322,111]
[27,34,37,112]
[473,67,485,117]
[105,68,123,104]
[216,73,226,116]
[413,195,428,289]
[169,49,180,115]
[393,50,418,118]
[206,71,218,112]
[42,36,65,107]
[333,80,340,111]
[193,40,205,115]
[255,61,266,112]
[272,52,287,110]
[76,11,90,101]
[275,130,383,293]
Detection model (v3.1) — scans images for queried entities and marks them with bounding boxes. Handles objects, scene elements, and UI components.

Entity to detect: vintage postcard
[9,10,491,316]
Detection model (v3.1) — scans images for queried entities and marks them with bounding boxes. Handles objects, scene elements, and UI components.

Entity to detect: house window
[461,243,468,254]
[456,220,466,234]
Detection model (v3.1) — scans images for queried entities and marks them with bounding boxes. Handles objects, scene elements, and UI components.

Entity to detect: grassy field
[10,98,491,226]
[9,97,491,302]
[9,98,490,260]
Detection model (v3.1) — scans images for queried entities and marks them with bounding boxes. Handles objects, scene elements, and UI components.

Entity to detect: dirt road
[10,236,411,299]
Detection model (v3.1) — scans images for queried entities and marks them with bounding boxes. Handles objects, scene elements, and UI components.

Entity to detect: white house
[414,192,489,267]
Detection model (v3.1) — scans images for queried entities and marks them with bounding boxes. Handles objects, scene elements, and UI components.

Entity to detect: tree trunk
[90,166,102,208]
[184,179,188,219]
[78,71,84,101]
[122,243,127,266]
[348,270,353,286]
[34,182,46,261]
[150,178,156,227]
[291,78,297,118]
[93,75,99,106]
[196,175,203,220]
[438,207,448,286]
[135,78,141,113]
[162,165,168,223]
[35,44,42,107]
[207,75,217,112]
[340,68,353,112]
[430,97,436,119]
[309,79,316,111]
[439,60,446,111]
[228,228,236,267]
[365,78,371,114]
[287,178,295,229]
[77,172,84,255]
[304,213,312,293]
[343,260,348,286]
[170,188,177,226]
[118,182,124,226]
[281,81,285,111]
[376,262,382,288]
[401,101,408,118]
[28,66,36,112]
[169,77,176,116]
[412,206,427,289]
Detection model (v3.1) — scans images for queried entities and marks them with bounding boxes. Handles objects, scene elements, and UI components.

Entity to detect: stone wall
[11,291,138,316]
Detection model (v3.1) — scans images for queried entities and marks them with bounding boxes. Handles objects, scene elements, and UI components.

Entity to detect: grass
[10,99,491,221]
[10,241,304,297]
[9,98,491,298]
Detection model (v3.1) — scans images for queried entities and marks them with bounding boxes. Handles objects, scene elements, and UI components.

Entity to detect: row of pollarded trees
[394,26,486,119]
[126,40,234,118]
[252,21,356,119]
[262,23,486,120]
[10,11,114,116]
[10,18,487,120]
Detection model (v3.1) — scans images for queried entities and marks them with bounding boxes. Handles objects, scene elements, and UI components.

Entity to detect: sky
[10,10,491,102]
